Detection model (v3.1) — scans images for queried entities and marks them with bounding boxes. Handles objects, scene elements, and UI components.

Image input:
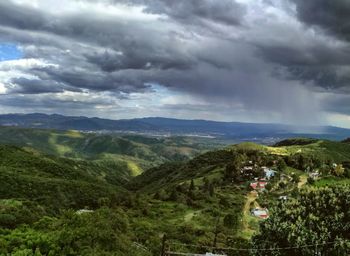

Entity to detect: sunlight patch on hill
[65,130,83,138]
[48,133,72,156]
[127,161,142,176]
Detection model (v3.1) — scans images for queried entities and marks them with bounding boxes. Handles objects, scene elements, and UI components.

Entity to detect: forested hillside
[1,136,350,255]
[0,145,124,212]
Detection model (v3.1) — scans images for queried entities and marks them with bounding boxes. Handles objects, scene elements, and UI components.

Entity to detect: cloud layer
[0,0,349,127]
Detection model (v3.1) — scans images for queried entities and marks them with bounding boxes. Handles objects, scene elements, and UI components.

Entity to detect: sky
[0,0,350,127]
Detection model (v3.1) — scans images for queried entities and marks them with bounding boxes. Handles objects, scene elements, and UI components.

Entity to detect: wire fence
[162,240,349,256]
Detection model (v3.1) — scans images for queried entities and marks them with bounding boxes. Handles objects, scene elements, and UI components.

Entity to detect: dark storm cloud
[0,93,118,113]
[253,0,350,92]
[120,0,246,26]
[0,2,46,31]
[0,2,196,62]
[85,48,195,72]
[323,94,350,115]
[247,0,350,93]
[257,43,350,67]
[141,0,246,26]
[256,40,350,90]
[44,68,150,93]
[292,0,350,41]
[0,0,241,95]
[0,0,350,125]
[8,78,68,94]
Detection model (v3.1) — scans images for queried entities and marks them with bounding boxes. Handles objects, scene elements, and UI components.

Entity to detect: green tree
[169,189,178,201]
[277,159,287,171]
[189,179,195,191]
[333,164,345,176]
[291,173,300,183]
[223,213,238,229]
[209,183,215,197]
[307,176,314,185]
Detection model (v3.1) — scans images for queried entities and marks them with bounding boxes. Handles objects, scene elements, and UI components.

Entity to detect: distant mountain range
[1,113,350,141]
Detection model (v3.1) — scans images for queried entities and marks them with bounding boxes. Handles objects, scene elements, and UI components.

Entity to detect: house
[76,209,94,214]
[280,173,292,182]
[279,195,288,201]
[242,166,253,171]
[250,180,267,190]
[251,208,269,219]
[241,166,255,179]
[250,182,258,190]
[258,180,267,189]
[262,167,276,180]
[309,170,320,179]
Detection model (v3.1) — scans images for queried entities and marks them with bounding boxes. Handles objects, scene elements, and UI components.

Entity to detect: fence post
[161,234,167,256]
[212,216,220,252]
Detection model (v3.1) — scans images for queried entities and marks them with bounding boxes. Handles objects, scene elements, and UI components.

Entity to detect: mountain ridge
[1,113,350,141]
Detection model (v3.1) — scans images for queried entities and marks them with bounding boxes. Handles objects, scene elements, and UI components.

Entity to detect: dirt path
[184,211,195,222]
[241,191,259,238]
[243,191,258,221]
[298,175,308,189]
[184,210,201,222]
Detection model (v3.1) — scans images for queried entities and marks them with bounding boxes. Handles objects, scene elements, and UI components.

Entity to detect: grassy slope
[271,138,350,161]
[130,149,234,192]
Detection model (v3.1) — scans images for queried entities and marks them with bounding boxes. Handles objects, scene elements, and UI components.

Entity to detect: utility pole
[212,216,220,251]
[161,234,167,256]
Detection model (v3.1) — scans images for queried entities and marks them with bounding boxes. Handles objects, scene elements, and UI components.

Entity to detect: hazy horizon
[3,112,350,133]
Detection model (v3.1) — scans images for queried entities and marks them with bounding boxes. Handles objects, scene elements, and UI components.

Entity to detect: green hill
[0,145,124,213]
[126,139,350,249]
[0,126,224,181]
[271,138,350,162]
[129,149,234,192]
[1,136,350,255]
[132,139,350,192]
[342,137,350,143]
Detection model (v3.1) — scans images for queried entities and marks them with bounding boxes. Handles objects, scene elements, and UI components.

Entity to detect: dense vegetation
[0,207,149,256]
[252,185,350,255]
[0,145,123,214]
[1,131,350,255]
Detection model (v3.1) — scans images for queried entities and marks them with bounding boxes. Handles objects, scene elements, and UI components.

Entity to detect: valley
[0,128,350,255]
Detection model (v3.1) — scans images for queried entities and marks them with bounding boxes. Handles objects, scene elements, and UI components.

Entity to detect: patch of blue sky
[0,43,23,61]
[147,83,181,104]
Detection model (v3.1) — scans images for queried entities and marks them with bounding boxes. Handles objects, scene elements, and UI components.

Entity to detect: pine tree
[169,189,178,201]
[189,179,195,191]
[209,183,215,197]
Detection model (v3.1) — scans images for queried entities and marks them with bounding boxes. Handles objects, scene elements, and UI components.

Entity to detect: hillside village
[236,153,344,221]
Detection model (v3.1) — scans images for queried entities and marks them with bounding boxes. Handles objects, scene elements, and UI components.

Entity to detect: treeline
[0,207,150,256]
